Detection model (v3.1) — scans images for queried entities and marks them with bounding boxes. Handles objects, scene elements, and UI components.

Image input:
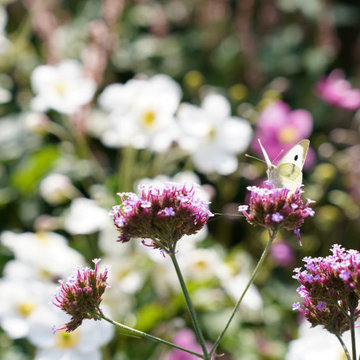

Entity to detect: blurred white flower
[98,74,182,152]
[64,198,109,235]
[0,6,10,54]
[103,255,145,295]
[285,320,360,360]
[30,59,97,114]
[0,87,11,103]
[220,272,263,312]
[177,93,253,174]
[1,231,84,281]
[28,305,114,360]
[0,280,53,339]
[39,173,76,205]
[179,247,226,282]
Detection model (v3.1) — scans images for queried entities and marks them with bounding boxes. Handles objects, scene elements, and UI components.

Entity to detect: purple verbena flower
[110,182,213,253]
[292,244,360,335]
[238,181,314,241]
[316,69,360,111]
[53,259,109,332]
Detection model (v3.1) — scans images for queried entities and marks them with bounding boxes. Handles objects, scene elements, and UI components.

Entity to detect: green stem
[333,302,351,321]
[169,253,210,359]
[350,309,357,360]
[335,333,352,360]
[97,312,205,359]
[210,229,277,356]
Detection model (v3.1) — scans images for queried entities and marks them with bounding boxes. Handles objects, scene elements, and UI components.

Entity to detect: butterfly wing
[277,139,309,169]
[258,139,273,169]
[276,139,310,191]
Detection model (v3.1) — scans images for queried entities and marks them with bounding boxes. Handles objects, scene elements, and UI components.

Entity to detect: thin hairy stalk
[335,333,352,360]
[210,229,277,356]
[350,309,357,360]
[169,253,210,359]
[97,311,205,359]
[335,303,351,320]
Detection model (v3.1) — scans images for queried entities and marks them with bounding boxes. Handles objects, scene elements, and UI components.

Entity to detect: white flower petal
[201,94,231,119]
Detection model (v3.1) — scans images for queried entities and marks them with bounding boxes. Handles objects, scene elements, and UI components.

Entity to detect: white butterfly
[258,139,310,193]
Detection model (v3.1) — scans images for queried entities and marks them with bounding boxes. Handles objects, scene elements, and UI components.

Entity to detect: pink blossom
[251,101,314,168]
[271,240,295,267]
[110,183,213,253]
[53,259,109,332]
[293,244,360,335]
[166,328,212,360]
[316,69,360,111]
[238,181,315,242]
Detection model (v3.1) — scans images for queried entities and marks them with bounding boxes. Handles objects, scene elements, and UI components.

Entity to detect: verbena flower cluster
[238,181,314,240]
[53,259,109,332]
[110,183,213,252]
[293,244,360,335]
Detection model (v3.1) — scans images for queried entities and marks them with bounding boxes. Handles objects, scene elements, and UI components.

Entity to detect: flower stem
[335,333,352,360]
[97,312,205,359]
[350,309,357,360]
[210,229,277,356]
[169,253,210,359]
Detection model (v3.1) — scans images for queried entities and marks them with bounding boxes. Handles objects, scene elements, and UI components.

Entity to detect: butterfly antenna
[245,153,265,163]
[272,149,284,163]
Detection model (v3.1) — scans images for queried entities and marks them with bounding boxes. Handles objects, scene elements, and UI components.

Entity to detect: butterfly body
[258,139,310,192]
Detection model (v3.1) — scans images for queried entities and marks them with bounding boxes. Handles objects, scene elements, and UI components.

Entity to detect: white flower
[285,320,360,360]
[30,59,97,114]
[64,198,109,235]
[0,279,53,339]
[177,93,253,175]
[220,272,263,312]
[39,173,76,205]
[28,305,114,360]
[178,247,227,281]
[0,6,10,54]
[98,74,182,152]
[1,231,84,281]
[103,255,145,295]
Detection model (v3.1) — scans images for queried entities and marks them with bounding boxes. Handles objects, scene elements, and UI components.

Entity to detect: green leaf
[11,145,61,194]
[135,302,166,332]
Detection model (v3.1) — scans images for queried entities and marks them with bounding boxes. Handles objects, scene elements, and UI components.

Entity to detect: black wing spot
[294,155,298,161]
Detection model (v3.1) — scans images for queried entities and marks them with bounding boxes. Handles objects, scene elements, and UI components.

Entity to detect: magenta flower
[293,244,360,335]
[271,240,296,267]
[238,181,314,242]
[316,69,360,111]
[166,328,212,360]
[110,183,213,253]
[251,101,313,167]
[53,259,109,332]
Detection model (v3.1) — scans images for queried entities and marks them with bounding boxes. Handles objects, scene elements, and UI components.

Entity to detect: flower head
[238,181,314,241]
[110,182,213,253]
[53,259,109,332]
[292,244,360,335]
[30,60,97,115]
[316,69,360,111]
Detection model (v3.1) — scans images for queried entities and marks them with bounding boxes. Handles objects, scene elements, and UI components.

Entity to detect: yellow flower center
[194,260,208,271]
[117,268,131,280]
[17,301,36,318]
[35,232,50,244]
[141,110,156,129]
[55,329,80,349]
[277,125,298,144]
[55,83,66,95]
[206,124,216,141]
